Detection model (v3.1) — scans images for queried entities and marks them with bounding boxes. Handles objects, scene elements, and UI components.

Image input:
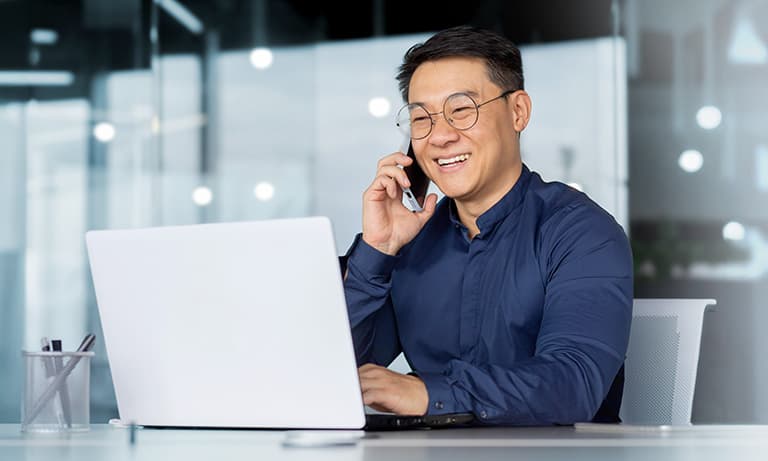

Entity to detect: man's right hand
[362,152,438,256]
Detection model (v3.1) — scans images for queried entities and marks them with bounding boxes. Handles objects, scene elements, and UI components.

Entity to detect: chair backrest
[620,298,717,425]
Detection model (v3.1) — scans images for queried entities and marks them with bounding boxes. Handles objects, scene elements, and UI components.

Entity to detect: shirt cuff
[346,233,400,276]
[417,371,456,415]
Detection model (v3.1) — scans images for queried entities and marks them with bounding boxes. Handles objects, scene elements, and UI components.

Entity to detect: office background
[0,0,766,424]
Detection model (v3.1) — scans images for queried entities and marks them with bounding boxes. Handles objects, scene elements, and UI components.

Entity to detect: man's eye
[451,106,474,117]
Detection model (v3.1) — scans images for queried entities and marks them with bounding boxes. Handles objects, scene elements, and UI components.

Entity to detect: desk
[2,424,768,460]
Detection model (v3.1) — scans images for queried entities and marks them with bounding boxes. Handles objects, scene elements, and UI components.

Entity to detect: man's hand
[362,152,437,256]
[358,363,429,416]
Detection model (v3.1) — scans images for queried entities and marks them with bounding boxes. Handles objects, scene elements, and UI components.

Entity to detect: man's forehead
[409,58,491,104]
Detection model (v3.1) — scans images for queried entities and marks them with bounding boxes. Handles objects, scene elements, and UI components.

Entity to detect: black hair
[396,25,524,103]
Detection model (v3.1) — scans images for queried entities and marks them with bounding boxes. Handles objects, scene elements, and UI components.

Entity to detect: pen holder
[21,351,95,432]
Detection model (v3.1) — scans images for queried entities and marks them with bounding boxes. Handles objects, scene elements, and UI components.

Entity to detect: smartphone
[401,141,429,211]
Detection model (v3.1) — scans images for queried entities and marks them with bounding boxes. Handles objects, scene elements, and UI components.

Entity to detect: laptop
[85,216,474,431]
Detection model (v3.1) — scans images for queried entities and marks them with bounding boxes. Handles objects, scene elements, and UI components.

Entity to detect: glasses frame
[396,89,518,140]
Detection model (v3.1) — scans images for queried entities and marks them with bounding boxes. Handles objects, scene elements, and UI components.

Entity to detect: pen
[76,334,96,352]
[40,337,65,427]
[51,339,72,428]
[24,334,96,427]
[40,337,54,377]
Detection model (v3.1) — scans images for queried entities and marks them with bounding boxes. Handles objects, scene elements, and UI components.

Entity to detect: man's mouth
[436,154,470,166]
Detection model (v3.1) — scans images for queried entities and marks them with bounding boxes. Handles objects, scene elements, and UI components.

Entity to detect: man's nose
[428,114,460,145]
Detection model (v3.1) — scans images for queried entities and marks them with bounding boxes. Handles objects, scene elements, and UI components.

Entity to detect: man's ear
[511,90,532,133]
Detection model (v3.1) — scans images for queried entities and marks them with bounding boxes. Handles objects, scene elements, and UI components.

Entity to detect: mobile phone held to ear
[399,139,429,212]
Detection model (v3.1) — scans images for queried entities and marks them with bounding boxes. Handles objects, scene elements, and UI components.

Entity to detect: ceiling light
[722,221,745,241]
[0,71,74,86]
[249,48,273,70]
[30,29,58,45]
[192,186,213,206]
[696,105,721,130]
[93,122,116,142]
[678,150,703,173]
[253,182,275,201]
[368,97,391,118]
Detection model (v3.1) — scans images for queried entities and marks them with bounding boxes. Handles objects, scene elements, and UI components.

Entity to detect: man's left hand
[358,363,429,416]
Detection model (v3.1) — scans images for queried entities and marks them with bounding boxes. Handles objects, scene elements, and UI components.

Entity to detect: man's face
[408,57,522,206]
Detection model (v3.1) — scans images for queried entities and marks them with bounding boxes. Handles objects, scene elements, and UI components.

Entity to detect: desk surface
[2,424,768,461]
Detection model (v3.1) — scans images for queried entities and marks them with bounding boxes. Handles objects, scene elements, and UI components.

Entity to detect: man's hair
[396,25,524,103]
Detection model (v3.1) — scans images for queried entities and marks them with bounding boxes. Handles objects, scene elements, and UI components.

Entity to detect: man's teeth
[437,154,470,166]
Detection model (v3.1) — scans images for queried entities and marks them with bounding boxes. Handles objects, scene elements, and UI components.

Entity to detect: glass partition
[625,0,768,423]
[1,0,625,422]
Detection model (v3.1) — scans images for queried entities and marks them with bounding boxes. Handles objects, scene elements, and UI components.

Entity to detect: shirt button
[434,401,444,410]
[480,410,488,419]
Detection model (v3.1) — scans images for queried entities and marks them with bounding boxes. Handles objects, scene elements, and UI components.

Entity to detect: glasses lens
[396,104,431,139]
[444,93,479,130]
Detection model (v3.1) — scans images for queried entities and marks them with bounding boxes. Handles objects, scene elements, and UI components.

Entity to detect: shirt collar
[447,163,532,238]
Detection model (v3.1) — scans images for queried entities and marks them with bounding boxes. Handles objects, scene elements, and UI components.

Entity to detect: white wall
[0,103,25,420]
[522,37,628,230]
[24,100,90,351]
[0,104,24,252]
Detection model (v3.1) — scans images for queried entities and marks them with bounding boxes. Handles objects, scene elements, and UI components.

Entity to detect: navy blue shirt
[343,164,633,425]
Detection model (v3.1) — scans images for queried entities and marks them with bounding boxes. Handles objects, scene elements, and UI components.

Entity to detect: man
[342,25,633,425]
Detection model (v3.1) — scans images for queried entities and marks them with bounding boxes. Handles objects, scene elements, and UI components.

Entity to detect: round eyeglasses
[396,90,516,140]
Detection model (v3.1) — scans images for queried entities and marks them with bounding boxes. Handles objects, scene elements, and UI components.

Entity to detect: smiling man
[342,25,633,425]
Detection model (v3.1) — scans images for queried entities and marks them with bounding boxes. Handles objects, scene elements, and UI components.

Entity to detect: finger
[387,178,401,200]
[377,176,400,200]
[362,388,386,406]
[366,402,391,413]
[376,152,412,171]
[360,377,386,393]
[366,175,399,200]
[360,376,390,392]
[376,165,411,188]
[361,383,395,402]
[416,193,439,221]
[359,373,393,391]
[358,364,387,379]
[358,363,383,373]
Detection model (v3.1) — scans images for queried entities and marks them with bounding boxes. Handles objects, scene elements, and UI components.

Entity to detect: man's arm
[410,206,633,424]
[345,150,438,366]
[343,234,403,366]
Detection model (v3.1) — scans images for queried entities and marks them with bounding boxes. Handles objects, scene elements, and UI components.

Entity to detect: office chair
[618,298,717,425]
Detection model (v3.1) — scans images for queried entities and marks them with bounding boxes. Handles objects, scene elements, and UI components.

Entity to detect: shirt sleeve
[342,234,403,367]
[417,204,634,425]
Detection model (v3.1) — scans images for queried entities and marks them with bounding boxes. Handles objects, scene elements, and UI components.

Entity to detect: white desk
[2,424,768,460]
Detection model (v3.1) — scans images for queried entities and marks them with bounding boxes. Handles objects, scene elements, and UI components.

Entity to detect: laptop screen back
[86,216,366,429]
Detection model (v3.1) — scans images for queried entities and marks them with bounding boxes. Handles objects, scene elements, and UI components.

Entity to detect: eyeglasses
[396,90,517,140]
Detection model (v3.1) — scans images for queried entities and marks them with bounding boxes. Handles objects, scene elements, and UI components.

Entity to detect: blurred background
[1,0,766,424]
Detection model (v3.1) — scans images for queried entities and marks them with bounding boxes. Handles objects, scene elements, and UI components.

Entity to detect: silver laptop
[86,216,473,430]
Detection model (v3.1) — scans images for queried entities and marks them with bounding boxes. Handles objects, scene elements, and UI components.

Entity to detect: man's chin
[432,181,469,201]
[440,187,474,203]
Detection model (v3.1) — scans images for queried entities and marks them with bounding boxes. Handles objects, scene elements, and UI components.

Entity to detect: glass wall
[0,0,155,422]
[626,0,768,422]
[17,0,755,424]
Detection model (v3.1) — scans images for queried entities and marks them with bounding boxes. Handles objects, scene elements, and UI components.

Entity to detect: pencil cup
[21,351,95,432]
